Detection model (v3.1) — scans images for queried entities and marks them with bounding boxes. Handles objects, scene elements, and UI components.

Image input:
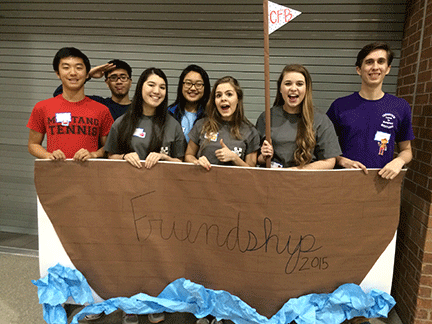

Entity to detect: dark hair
[104,59,132,78]
[274,64,316,167]
[168,64,211,123]
[53,47,91,73]
[355,42,394,68]
[116,68,168,155]
[202,76,251,140]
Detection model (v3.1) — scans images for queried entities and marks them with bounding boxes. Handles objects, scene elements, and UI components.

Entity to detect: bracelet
[122,153,127,160]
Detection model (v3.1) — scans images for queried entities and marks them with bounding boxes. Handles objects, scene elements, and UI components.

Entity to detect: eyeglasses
[107,74,130,82]
[183,80,204,90]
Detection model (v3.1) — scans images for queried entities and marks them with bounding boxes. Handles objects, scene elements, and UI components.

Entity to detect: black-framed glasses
[107,74,130,82]
[183,80,204,90]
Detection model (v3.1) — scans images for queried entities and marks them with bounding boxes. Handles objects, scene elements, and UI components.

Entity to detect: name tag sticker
[133,128,146,138]
[56,113,71,126]
[271,161,283,168]
[374,131,391,142]
[204,132,218,142]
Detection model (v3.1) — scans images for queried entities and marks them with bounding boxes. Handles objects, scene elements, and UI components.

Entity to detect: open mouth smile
[220,104,230,111]
[288,95,299,102]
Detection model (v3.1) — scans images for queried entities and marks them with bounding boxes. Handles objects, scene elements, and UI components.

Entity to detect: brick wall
[392,0,432,323]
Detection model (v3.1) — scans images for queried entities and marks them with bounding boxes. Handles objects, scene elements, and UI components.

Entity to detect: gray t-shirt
[256,105,341,167]
[105,113,186,159]
[188,118,260,165]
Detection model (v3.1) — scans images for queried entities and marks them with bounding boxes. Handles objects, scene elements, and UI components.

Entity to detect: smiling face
[105,68,132,98]
[182,71,205,105]
[141,74,166,114]
[356,49,391,88]
[56,56,88,92]
[279,71,306,114]
[215,82,238,121]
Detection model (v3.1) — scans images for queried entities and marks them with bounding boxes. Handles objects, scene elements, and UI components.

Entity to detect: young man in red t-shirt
[27,47,113,161]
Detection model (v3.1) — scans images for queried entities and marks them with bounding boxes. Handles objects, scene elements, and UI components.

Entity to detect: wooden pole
[263,0,271,168]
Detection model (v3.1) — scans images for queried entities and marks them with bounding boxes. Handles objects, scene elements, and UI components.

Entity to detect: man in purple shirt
[327,42,414,180]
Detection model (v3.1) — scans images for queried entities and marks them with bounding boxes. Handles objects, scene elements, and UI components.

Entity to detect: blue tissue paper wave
[32,264,395,324]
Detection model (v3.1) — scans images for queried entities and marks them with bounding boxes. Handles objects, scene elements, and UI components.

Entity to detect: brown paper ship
[34,160,403,318]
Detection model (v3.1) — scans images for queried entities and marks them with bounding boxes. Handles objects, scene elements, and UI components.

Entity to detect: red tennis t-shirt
[27,95,114,158]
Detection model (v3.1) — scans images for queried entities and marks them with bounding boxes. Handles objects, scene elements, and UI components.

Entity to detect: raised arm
[88,63,116,79]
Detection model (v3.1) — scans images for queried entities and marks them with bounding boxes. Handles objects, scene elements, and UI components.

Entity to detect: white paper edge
[359,231,396,294]
[38,197,104,303]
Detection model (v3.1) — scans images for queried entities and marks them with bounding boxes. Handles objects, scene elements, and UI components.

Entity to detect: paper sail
[268,1,301,34]
[34,160,403,318]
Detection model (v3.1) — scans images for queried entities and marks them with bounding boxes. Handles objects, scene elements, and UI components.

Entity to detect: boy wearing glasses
[27,47,114,161]
[54,59,133,120]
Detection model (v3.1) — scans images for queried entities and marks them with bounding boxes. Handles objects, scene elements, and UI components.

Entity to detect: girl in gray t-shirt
[105,68,186,169]
[185,76,260,170]
[256,64,341,169]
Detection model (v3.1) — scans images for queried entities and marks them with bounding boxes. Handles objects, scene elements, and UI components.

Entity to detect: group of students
[27,42,414,182]
[27,42,414,324]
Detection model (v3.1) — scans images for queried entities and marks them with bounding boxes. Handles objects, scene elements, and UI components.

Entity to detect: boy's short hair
[105,59,132,79]
[355,42,394,68]
[53,47,91,73]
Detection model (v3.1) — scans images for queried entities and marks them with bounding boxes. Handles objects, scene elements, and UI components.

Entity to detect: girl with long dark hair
[168,64,211,142]
[105,68,186,169]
